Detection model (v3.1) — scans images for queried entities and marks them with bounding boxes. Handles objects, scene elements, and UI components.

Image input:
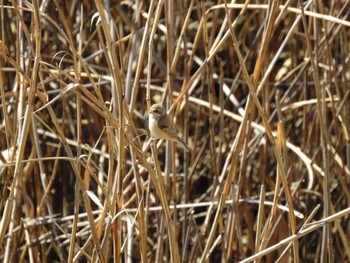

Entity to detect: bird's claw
[149,137,157,143]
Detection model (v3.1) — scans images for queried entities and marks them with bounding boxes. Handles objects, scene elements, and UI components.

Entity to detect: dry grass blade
[1,1,350,262]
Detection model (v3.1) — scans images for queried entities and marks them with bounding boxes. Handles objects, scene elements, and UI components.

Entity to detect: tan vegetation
[1,0,350,262]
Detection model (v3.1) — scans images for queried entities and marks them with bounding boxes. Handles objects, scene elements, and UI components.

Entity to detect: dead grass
[1,0,350,262]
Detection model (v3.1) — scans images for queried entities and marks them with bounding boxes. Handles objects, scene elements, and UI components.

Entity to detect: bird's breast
[149,115,168,139]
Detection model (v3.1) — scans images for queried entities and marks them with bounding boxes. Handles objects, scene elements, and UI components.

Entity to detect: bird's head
[150,104,166,117]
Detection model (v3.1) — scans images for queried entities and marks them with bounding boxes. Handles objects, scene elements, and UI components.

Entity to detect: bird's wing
[158,115,180,139]
[157,113,189,151]
[158,114,172,130]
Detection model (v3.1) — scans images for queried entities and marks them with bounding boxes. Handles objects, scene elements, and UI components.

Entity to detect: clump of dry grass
[1,0,350,262]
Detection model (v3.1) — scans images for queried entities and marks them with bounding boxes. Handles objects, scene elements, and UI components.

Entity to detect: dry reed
[0,0,350,262]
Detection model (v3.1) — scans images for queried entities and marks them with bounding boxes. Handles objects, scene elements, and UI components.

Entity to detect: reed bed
[1,0,350,262]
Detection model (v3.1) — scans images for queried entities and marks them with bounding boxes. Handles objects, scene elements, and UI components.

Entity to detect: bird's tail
[176,136,189,152]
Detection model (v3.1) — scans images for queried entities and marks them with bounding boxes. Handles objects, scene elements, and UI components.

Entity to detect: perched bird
[148,104,189,151]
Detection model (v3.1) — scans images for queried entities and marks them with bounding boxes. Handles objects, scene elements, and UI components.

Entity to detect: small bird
[148,104,189,151]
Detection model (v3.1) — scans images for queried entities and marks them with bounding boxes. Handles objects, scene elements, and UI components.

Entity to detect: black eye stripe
[151,105,164,114]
